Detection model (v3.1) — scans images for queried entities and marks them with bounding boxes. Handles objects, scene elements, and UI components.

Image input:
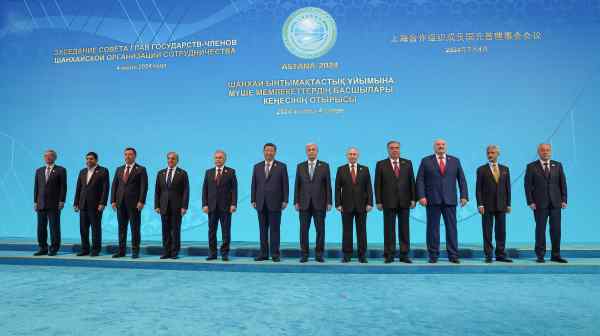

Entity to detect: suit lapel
[172,168,179,186]
[311,161,320,181]
[130,164,137,182]
[535,161,548,180]
[45,167,54,184]
[266,162,275,181]
[497,165,508,184]
[166,168,178,188]
[162,169,168,188]
[356,164,364,184]
[432,156,442,176]
[385,160,397,179]
[220,167,229,184]
[485,164,496,184]
[122,165,135,184]
[210,168,217,184]
[89,167,98,185]
[345,164,353,184]
[87,166,99,185]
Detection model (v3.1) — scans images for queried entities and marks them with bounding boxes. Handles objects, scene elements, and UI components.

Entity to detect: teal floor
[1,263,598,335]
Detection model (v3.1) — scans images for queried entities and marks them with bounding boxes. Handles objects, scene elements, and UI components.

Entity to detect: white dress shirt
[86,165,97,184]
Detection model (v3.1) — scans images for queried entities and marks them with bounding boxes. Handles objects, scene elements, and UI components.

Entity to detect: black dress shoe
[536,257,545,263]
[299,256,308,263]
[315,256,325,263]
[77,251,90,257]
[484,258,493,263]
[48,251,57,256]
[358,257,368,264]
[399,257,412,264]
[90,252,99,257]
[550,256,568,263]
[112,253,125,258]
[428,258,438,264]
[341,257,350,263]
[170,255,179,260]
[496,257,513,263]
[222,256,229,262]
[131,253,139,259]
[384,258,394,264]
[206,255,217,261]
[272,257,281,262]
[160,255,171,259]
[449,258,460,264]
[33,250,48,256]
[254,256,268,261]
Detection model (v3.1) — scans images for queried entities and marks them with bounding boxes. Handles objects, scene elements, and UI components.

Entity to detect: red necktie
[438,157,446,175]
[350,165,357,184]
[393,161,400,177]
[123,166,131,182]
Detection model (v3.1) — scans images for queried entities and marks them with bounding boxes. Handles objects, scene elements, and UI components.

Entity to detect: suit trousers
[257,204,281,258]
[37,209,61,252]
[426,205,458,260]
[299,202,325,258]
[80,208,102,254]
[208,208,232,256]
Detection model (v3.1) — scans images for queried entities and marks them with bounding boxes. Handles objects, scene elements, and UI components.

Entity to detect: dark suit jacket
[416,154,468,206]
[293,160,332,211]
[202,166,238,212]
[251,160,289,212]
[475,163,511,212]
[524,160,567,209]
[335,164,373,213]
[110,164,148,210]
[374,158,416,209]
[154,167,190,215]
[74,166,109,210]
[34,165,67,210]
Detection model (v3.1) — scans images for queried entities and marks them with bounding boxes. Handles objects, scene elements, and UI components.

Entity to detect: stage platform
[2,240,599,335]
[1,239,599,274]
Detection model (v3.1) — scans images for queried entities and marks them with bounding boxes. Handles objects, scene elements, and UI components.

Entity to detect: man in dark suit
[33,149,67,256]
[294,143,332,263]
[202,150,238,261]
[475,145,512,263]
[375,140,416,263]
[335,147,373,263]
[251,143,289,262]
[73,152,109,257]
[111,147,148,259]
[525,143,568,263]
[416,139,468,264]
[154,152,189,259]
